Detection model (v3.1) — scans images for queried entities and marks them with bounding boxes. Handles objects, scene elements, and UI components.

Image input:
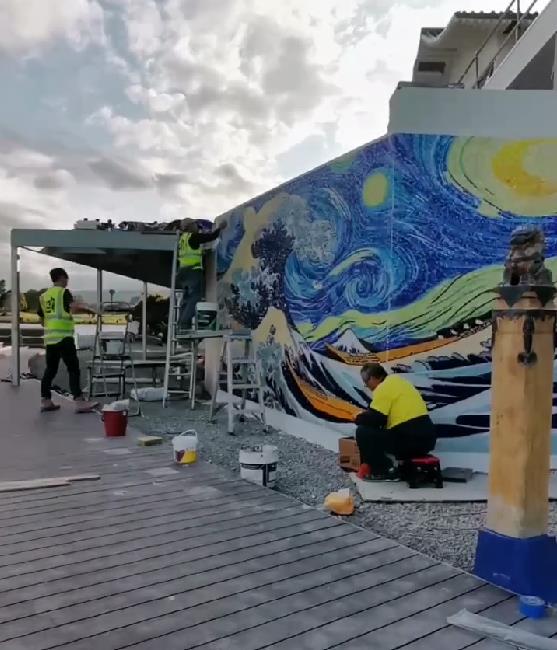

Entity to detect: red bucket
[102,410,128,437]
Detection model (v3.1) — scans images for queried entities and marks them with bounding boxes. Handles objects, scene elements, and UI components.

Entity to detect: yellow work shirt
[370,374,428,429]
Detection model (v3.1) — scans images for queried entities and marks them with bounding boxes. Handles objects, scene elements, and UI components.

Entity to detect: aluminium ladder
[161,293,196,408]
[209,331,266,435]
[87,302,141,416]
[162,233,197,408]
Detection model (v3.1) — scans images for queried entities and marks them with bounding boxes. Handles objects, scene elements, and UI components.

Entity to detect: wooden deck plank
[0,379,512,650]
[0,495,287,562]
[0,473,268,525]
[0,505,323,573]
[0,517,344,608]
[463,604,557,650]
[329,586,510,650]
[0,512,335,591]
[0,488,281,549]
[395,598,522,650]
[115,551,436,650]
[0,531,378,633]
[182,566,467,650]
[0,536,398,649]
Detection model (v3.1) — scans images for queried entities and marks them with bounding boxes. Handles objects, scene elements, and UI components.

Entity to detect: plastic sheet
[447,609,557,650]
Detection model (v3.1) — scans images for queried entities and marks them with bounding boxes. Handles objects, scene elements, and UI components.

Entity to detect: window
[417,61,446,74]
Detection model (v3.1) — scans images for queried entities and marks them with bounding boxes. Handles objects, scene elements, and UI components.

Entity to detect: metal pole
[142,282,148,361]
[162,236,178,408]
[10,244,20,386]
[96,269,103,342]
[96,270,102,310]
[516,0,521,43]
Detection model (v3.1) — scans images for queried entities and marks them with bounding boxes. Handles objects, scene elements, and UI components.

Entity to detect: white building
[411,2,557,90]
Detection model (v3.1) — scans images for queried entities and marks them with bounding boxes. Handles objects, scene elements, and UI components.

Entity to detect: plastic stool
[399,455,443,489]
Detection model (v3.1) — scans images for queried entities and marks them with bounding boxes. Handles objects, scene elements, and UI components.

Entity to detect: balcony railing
[457,0,542,88]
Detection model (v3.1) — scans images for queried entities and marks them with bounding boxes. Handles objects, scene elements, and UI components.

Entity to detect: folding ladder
[161,297,196,408]
[87,302,141,416]
[209,331,266,435]
[162,234,196,408]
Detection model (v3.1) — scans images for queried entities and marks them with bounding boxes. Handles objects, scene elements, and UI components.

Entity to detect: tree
[23,289,42,313]
[109,289,115,304]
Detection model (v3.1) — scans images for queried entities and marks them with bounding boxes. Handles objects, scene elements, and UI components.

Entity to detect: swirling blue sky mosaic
[218,134,557,349]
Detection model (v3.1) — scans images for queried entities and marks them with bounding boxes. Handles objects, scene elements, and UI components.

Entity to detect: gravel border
[136,402,557,571]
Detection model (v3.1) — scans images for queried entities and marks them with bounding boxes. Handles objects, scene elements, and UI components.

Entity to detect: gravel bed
[136,402,557,571]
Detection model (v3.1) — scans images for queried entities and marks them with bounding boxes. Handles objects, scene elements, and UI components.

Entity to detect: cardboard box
[338,437,361,472]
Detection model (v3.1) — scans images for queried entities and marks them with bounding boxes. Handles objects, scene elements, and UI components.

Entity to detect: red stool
[399,455,443,489]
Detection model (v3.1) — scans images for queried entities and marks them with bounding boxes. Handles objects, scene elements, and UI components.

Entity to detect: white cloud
[1,0,552,288]
[0,0,106,56]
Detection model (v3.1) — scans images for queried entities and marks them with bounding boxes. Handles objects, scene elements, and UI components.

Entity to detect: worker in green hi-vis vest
[176,219,226,330]
[37,268,99,414]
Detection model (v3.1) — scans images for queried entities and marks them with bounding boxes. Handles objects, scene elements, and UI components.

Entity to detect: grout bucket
[172,430,198,465]
[102,404,128,437]
[239,445,278,488]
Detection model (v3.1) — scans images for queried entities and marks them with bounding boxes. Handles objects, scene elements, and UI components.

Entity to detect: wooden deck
[1,376,556,649]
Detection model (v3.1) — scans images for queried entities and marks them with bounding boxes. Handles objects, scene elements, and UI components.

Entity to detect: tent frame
[9,228,180,388]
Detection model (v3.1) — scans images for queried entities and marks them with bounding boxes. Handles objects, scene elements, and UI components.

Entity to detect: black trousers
[41,337,82,400]
[356,416,436,474]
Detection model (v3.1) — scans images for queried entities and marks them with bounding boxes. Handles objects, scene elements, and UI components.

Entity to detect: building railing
[457,0,542,88]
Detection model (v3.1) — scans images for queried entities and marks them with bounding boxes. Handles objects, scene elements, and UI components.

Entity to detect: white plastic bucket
[172,430,198,465]
[195,302,218,331]
[131,387,165,402]
[239,445,278,488]
[102,400,129,412]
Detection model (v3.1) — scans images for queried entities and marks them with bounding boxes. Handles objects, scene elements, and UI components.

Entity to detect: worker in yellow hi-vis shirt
[37,268,98,414]
[354,363,436,481]
[176,219,226,330]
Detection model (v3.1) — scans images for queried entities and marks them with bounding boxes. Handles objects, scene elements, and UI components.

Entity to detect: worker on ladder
[38,268,99,414]
[176,219,226,331]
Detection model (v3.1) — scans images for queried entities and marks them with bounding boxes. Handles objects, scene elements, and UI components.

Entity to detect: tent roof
[11,229,177,287]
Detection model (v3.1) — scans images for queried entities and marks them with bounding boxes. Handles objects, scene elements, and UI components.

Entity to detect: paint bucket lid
[519,595,546,619]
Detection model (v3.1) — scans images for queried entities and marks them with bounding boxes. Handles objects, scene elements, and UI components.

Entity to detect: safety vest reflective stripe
[178,233,203,269]
[40,287,74,345]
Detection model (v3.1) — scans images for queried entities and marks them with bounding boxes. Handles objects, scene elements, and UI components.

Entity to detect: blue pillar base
[475,529,557,604]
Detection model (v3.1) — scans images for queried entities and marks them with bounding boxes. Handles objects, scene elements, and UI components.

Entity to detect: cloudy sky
[0,0,547,290]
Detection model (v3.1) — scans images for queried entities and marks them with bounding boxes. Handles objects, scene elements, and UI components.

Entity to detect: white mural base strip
[351,473,557,503]
[216,392,557,474]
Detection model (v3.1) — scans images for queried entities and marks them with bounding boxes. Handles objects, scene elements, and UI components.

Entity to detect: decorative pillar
[475,227,557,604]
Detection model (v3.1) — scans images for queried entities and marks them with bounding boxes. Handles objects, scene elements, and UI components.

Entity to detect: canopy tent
[12,229,178,287]
[9,228,181,385]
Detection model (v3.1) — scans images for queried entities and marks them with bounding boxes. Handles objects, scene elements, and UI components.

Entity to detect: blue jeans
[176,268,203,329]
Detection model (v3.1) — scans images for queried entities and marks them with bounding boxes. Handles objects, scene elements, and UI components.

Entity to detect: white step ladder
[87,303,141,416]
[209,332,266,435]
[162,285,196,408]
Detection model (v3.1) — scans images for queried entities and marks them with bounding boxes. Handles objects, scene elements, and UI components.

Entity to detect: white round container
[172,430,198,465]
[239,445,278,488]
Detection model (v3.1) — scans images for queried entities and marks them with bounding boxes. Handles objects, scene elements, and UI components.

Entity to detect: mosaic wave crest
[217,134,557,453]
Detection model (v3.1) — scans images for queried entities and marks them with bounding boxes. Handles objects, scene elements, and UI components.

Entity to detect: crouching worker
[355,363,436,481]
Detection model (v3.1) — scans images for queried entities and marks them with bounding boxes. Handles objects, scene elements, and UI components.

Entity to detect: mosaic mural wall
[217,135,557,454]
